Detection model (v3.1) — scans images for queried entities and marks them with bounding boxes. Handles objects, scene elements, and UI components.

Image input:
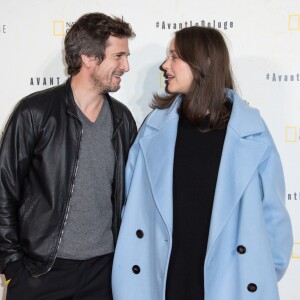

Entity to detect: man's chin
[103,85,120,94]
[109,84,121,93]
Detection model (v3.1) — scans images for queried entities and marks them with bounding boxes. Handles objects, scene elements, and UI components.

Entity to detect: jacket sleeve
[0,100,36,273]
[259,145,293,281]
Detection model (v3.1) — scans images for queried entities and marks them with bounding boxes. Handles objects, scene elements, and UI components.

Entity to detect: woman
[112,26,293,300]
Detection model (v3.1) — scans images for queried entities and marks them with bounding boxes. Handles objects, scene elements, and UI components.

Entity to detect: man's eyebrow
[114,51,130,55]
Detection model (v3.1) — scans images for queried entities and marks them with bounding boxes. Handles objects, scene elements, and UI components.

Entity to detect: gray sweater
[57,100,115,259]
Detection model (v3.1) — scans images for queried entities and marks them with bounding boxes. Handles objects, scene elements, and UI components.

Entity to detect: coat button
[237,245,246,254]
[247,283,257,292]
[136,229,144,238]
[132,265,140,274]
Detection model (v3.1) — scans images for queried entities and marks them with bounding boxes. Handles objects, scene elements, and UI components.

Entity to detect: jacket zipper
[112,119,123,244]
[34,114,83,277]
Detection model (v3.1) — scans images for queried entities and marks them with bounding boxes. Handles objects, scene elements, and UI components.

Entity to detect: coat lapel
[139,97,181,233]
[207,91,268,252]
[138,91,269,250]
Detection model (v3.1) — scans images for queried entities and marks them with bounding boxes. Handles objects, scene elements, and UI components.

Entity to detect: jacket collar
[145,91,265,137]
[226,89,264,137]
[65,78,78,118]
[139,96,182,234]
[145,95,182,130]
[206,90,268,253]
[106,94,123,136]
[140,90,268,243]
[65,78,123,134]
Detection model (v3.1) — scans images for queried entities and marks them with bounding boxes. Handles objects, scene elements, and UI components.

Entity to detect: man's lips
[113,72,124,78]
[113,74,124,82]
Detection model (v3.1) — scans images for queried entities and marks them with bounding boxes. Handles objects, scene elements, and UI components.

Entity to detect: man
[0,12,136,299]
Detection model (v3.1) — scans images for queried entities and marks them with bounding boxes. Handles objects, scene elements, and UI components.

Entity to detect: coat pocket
[18,194,38,225]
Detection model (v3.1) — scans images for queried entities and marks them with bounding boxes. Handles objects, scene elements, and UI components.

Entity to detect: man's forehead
[105,37,130,54]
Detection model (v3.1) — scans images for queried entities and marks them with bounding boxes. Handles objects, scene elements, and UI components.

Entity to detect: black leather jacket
[0,79,137,277]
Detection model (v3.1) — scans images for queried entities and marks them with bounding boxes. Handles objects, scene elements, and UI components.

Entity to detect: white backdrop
[0,0,300,299]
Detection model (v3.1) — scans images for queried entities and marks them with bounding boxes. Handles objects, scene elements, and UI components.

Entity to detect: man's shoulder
[22,82,66,105]
[10,82,68,119]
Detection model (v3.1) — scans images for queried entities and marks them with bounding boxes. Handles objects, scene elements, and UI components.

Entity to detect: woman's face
[162,38,194,94]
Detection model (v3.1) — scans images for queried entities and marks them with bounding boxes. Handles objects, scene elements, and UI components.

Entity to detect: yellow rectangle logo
[292,242,300,259]
[288,15,300,30]
[285,126,298,142]
[53,20,65,36]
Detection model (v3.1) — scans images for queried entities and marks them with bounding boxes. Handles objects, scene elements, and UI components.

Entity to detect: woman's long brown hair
[151,26,235,131]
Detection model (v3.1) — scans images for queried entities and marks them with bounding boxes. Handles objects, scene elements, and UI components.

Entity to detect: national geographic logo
[285,126,300,143]
[53,20,75,36]
[29,77,62,86]
[155,19,234,31]
[0,24,7,34]
[292,243,300,259]
[266,72,300,83]
[288,14,300,30]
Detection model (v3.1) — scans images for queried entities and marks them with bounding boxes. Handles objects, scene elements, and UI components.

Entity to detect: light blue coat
[112,90,293,300]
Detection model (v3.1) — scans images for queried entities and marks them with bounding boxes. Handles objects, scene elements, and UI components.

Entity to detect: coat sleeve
[259,144,293,281]
[0,100,36,273]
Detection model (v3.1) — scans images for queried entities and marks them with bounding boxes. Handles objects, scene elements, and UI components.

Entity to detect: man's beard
[91,73,120,94]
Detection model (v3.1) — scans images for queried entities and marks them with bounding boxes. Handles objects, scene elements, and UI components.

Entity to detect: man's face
[91,35,130,94]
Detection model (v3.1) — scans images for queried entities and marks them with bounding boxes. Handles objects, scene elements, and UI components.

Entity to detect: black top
[166,116,227,300]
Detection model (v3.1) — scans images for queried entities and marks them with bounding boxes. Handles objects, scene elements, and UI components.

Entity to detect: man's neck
[71,76,105,122]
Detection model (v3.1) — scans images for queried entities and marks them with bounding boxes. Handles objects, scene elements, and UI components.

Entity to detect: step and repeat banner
[0,0,299,299]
